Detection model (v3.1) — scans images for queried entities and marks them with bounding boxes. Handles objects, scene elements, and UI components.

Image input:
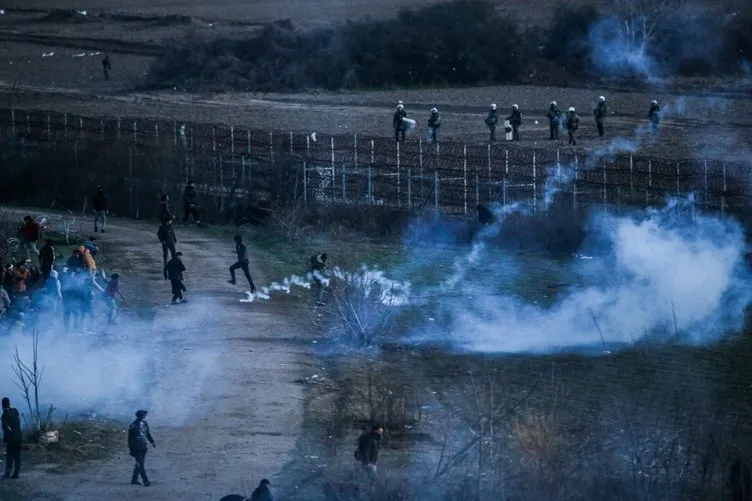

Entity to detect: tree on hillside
[613,0,687,54]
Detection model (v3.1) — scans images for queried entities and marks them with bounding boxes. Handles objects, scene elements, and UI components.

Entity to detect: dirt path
[14,213,309,501]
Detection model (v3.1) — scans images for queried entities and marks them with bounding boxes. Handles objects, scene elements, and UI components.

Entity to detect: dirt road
[13,214,308,501]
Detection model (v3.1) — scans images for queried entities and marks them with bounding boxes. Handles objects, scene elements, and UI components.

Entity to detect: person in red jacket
[19,216,41,260]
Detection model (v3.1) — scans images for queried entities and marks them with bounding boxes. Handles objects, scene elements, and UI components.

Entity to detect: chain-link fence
[1,108,749,222]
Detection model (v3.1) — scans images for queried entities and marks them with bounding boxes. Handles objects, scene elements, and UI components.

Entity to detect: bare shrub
[11,330,55,437]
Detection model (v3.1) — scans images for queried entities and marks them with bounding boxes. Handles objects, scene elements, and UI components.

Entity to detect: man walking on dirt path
[93,185,108,233]
[355,425,383,484]
[128,409,156,486]
[165,252,187,304]
[2,397,22,480]
[228,235,257,293]
[310,252,328,306]
[183,180,201,226]
[158,219,178,266]
[19,215,41,260]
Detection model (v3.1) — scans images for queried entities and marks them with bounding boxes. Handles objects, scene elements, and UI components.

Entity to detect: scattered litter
[0,9,5,15]
[306,455,319,459]
[312,340,318,344]
[42,52,54,58]
[77,10,87,16]
[40,430,60,443]
[428,317,435,321]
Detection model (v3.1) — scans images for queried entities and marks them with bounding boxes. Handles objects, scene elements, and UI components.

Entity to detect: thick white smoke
[431,199,750,353]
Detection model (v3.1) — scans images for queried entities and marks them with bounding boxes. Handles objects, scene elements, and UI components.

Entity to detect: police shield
[402,117,416,135]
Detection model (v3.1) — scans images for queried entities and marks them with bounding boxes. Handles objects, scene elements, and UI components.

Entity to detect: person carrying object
[485,103,498,142]
[19,215,41,260]
[157,219,178,266]
[127,409,156,486]
[310,253,328,306]
[546,101,561,140]
[165,252,187,304]
[93,185,108,233]
[183,180,201,226]
[2,397,22,479]
[507,104,522,141]
[228,235,257,293]
[355,425,384,484]
[393,102,408,143]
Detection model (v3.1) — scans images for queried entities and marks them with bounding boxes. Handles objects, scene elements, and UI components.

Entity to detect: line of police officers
[393,96,662,145]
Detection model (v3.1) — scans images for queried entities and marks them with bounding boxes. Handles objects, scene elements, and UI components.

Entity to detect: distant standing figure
[507,104,522,141]
[157,219,178,266]
[159,194,174,225]
[393,102,408,143]
[356,425,383,484]
[165,252,187,304]
[102,54,111,80]
[648,100,661,136]
[183,180,201,226]
[228,235,257,293]
[427,108,441,144]
[477,204,495,226]
[310,253,327,306]
[546,101,561,140]
[594,95,607,137]
[102,272,125,324]
[128,409,155,486]
[485,103,498,142]
[93,185,108,233]
[249,479,274,501]
[19,215,41,260]
[566,107,580,146]
[1,397,22,479]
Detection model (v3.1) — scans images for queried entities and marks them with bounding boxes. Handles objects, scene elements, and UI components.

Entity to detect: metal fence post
[330,136,335,201]
[722,162,727,215]
[396,141,401,208]
[703,160,708,210]
[647,159,652,207]
[463,144,468,215]
[407,144,412,210]
[155,122,159,146]
[230,126,235,155]
[602,159,607,212]
[675,161,680,197]
[369,139,374,205]
[133,120,137,145]
[78,117,83,140]
[11,108,15,137]
[63,112,67,141]
[419,139,424,200]
[573,153,578,213]
[532,149,537,214]
[26,112,30,136]
[487,144,492,203]
[289,130,293,155]
[503,148,509,207]
[629,153,634,199]
[116,118,120,142]
[303,135,309,206]
[247,130,251,154]
[46,113,51,143]
[100,119,105,140]
[434,165,439,219]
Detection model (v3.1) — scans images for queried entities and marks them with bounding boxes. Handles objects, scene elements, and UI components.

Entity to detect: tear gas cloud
[0,297,220,427]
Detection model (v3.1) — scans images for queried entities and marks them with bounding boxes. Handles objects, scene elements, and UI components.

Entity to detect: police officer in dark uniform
[183,180,201,225]
[507,104,522,141]
[393,102,408,143]
[546,101,561,140]
[485,104,498,142]
[594,95,607,137]
[648,100,661,136]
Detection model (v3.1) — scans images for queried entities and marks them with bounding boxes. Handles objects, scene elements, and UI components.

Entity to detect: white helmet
[397,104,404,110]
[651,100,658,105]
[598,96,606,102]
[490,103,496,110]
[431,107,438,113]
[568,106,575,112]
[551,100,557,106]
[512,104,519,110]
[398,100,404,105]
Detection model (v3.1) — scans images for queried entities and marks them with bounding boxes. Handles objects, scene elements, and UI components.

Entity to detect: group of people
[393,96,662,145]
[0,214,123,333]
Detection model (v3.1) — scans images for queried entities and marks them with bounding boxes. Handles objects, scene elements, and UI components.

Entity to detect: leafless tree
[11,330,53,435]
[612,0,687,54]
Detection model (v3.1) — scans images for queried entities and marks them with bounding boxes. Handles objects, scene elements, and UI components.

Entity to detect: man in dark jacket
[594,95,607,137]
[228,235,257,293]
[427,108,441,144]
[183,180,201,226]
[39,239,55,280]
[648,100,661,136]
[2,397,22,479]
[546,101,561,140]
[507,105,522,141]
[393,102,407,143]
[566,107,580,146]
[159,195,174,225]
[165,252,187,304]
[485,103,498,142]
[128,409,156,486]
[356,425,383,483]
[310,253,327,306]
[93,185,108,233]
[157,219,178,266]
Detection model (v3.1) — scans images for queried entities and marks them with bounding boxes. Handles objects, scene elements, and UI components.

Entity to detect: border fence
[0,108,750,222]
